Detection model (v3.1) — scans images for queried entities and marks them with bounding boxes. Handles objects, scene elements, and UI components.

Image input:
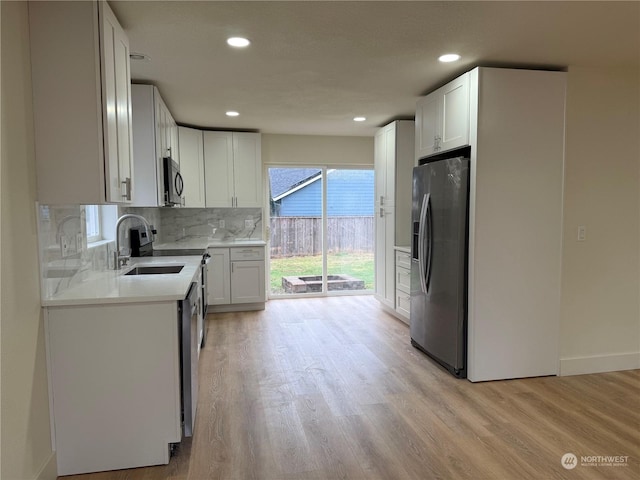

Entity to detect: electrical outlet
[219,220,225,228]
[245,219,253,228]
[61,235,70,257]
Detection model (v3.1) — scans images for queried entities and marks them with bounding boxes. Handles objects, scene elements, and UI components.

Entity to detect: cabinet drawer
[396,290,410,319]
[229,247,264,261]
[395,250,411,270]
[396,267,411,294]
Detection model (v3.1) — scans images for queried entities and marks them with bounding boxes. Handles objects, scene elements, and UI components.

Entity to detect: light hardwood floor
[63,296,639,480]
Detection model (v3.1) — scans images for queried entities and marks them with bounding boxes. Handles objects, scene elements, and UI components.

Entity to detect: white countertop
[153,238,266,251]
[42,256,202,307]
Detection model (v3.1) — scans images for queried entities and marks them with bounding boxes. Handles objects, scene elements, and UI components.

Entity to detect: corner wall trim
[559,352,640,376]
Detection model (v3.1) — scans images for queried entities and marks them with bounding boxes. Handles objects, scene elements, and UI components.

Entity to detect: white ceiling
[110,1,640,137]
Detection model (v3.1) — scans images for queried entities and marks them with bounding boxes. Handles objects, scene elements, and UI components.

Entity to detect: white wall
[560,66,640,375]
[262,133,373,166]
[1,2,57,479]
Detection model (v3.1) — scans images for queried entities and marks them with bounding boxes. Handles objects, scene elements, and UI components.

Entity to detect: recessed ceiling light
[226,111,239,117]
[353,117,366,122]
[438,53,461,63]
[227,37,250,48]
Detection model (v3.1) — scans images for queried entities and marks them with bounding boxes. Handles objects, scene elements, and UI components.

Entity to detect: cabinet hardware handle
[121,177,132,200]
[380,195,384,206]
[379,207,384,218]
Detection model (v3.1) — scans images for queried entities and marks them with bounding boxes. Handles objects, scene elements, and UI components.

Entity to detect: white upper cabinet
[203,132,262,208]
[131,85,180,207]
[155,97,180,165]
[178,127,206,208]
[29,1,134,204]
[415,72,470,160]
[203,132,234,207]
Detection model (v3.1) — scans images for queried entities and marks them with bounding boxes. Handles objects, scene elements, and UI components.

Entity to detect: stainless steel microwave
[162,157,184,206]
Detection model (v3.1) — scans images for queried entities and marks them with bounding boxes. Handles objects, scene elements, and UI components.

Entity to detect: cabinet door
[395,290,410,320]
[169,117,180,165]
[374,128,386,209]
[383,208,396,307]
[101,1,133,203]
[383,124,396,207]
[204,132,234,207]
[131,84,163,207]
[415,93,439,159]
[156,98,171,160]
[233,133,263,207]
[207,248,230,305]
[178,127,206,207]
[440,73,470,152]
[375,208,395,308]
[231,261,266,304]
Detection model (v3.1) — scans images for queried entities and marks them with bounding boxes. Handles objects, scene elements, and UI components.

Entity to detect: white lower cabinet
[207,248,231,305]
[45,302,182,476]
[231,260,265,303]
[208,246,266,311]
[394,250,411,324]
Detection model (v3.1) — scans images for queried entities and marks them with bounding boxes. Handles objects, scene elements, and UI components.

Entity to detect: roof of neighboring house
[269,168,322,199]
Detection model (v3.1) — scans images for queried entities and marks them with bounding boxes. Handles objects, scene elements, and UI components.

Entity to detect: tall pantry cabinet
[374,121,415,312]
[29,0,134,204]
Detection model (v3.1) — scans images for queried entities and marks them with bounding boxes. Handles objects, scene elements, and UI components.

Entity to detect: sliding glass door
[267,167,374,297]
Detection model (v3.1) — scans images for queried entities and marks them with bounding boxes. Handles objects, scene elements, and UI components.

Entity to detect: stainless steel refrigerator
[410,153,470,378]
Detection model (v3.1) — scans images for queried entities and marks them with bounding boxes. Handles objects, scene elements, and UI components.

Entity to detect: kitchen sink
[124,265,184,276]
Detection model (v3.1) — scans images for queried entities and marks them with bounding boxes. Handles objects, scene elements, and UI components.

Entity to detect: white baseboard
[379,303,409,326]
[559,351,640,376]
[36,452,57,480]
[208,302,265,313]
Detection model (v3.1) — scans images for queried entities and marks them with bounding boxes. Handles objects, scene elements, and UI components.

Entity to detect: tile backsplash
[38,204,263,299]
[37,204,112,299]
[126,207,263,243]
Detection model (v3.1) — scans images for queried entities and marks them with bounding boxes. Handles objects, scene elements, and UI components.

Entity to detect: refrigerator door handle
[418,193,429,294]
[425,194,433,292]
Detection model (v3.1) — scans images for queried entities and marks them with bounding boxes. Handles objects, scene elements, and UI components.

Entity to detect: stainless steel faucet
[114,214,153,270]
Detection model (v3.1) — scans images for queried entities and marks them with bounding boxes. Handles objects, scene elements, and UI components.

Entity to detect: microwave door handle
[418,194,429,295]
[175,171,184,196]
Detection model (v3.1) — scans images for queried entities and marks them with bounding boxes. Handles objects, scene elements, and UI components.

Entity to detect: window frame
[85,205,102,244]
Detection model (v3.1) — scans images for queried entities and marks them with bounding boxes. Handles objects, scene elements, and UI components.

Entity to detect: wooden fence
[270,216,374,257]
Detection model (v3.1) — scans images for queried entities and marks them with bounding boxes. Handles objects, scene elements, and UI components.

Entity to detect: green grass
[269,252,374,294]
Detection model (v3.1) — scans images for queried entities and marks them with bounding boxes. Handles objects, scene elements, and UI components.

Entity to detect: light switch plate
[577,225,586,241]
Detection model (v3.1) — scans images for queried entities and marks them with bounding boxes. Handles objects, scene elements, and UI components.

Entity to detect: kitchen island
[43,256,202,476]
